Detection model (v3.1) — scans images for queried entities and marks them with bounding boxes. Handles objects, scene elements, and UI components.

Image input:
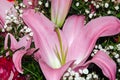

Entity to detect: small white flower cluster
[75,2,80,7]
[2,8,23,32]
[45,1,49,8]
[20,26,33,37]
[62,67,98,80]
[74,0,120,20]
[91,44,120,56]
[90,0,119,10]
[2,1,28,33]
[38,0,50,8]
[117,44,120,50]
[37,1,44,13]
[91,44,109,57]
[14,2,26,17]
[35,0,50,14]
[2,2,33,38]
[38,1,42,5]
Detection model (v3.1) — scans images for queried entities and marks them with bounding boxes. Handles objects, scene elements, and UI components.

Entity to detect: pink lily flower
[51,0,72,27]
[23,0,38,8]
[0,0,14,28]
[4,33,31,74]
[23,9,120,80]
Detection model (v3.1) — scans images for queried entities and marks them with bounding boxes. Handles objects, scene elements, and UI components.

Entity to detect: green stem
[23,66,38,78]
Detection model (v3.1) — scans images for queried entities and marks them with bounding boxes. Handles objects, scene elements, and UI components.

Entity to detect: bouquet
[0,0,120,80]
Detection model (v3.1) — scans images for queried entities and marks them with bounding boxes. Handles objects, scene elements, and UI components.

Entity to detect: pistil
[54,27,67,66]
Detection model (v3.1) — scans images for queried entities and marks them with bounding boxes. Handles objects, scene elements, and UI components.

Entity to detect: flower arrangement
[0,0,120,80]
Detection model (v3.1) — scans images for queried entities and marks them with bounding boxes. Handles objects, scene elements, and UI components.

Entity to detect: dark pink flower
[7,0,15,2]
[0,56,26,80]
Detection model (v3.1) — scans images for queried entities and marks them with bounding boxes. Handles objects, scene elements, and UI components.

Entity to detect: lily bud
[51,0,72,28]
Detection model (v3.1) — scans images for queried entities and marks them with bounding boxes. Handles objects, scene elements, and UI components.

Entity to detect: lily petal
[0,24,2,28]
[22,9,61,68]
[5,33,31,50]
[4,33,31,73]
[0,16,4,28]
[51,0,72,27]
[67,16,120,64]
[4,33,17,50]
[63,15,85,47]
[17,35,31,49]
[13,50,26,74]
[38,59,74,80]
[84,51,116,80]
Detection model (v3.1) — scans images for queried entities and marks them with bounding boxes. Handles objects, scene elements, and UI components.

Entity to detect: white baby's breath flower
[68,76,73,80]
[84,0,88,2]
[22,4,26,8]
[96,5,100,9]
[115,6,119,10]
[63,76,67,80]
[67,68,72,72]
[39,1,42,5]
[118,69,120,72]
[45,2,49,8]
[6,15,11,20]
[83,68,89,74]
[75,72,79,77]
[19,9,23,13]
[74,77,81,80]
[15,6,19,9]
[2,29,5,32]
[117,58,120,63]
[105,3,109,8]
[70,70,75,76]
[114,54,119,58]
[93,74,98,79]
[109,45,114,49]
[91,53,95,56]
[98,44,103,49]
[76,2,80,7]
[89,13,93,18]
[107,10,111,14]
[112,0,115,2]
[64,72,70,77]
[86,74,92,79]
[19,14,23,17]
[4,24,8,29]
[85,9,90,14]
[94,13,96,16]
[93,49,98,53]
[6,26,12,31]
[20,3,24,7]
[79,77,85,80]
